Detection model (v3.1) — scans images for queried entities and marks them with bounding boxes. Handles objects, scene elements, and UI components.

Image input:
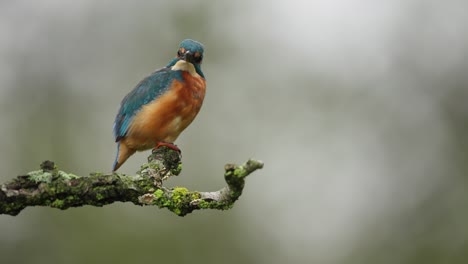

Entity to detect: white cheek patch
[171,60,198,77]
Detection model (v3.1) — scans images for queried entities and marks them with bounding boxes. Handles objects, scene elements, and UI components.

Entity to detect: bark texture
[0,147,263,216]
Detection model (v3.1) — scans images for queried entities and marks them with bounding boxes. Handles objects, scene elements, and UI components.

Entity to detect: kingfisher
[112,39,206,172]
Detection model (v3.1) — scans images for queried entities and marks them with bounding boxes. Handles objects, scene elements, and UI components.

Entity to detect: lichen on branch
[0,147,263,216]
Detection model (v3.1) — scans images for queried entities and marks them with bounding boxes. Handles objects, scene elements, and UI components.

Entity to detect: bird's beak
[181,50,194,63]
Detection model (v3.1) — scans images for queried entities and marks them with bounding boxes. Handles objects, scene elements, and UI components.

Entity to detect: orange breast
[124,72,206,151]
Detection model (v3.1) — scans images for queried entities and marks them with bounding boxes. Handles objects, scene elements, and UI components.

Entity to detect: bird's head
[176,39,204,65]
[167,39,205,78]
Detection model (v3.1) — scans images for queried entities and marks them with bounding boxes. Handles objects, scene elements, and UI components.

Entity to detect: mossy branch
[0,147,263,216]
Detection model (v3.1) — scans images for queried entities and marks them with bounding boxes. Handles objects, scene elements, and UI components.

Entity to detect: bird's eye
[194,56,202,63]
[177,48,186,57]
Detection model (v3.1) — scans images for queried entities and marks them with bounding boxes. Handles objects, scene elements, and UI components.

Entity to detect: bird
[112,39,206,172]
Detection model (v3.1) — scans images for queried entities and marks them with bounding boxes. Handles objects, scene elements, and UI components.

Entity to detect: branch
[0,147,263,216]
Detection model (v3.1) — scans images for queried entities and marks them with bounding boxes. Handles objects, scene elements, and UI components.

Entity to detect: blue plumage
[113,68,183,141]
[112,39,206,171]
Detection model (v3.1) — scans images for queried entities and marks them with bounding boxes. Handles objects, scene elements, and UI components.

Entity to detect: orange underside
[113,72,206,171]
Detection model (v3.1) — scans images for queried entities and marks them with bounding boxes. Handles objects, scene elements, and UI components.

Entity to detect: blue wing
[113,67,183,141]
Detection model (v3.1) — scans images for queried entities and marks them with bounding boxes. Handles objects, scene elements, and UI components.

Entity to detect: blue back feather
[113,67,183,141]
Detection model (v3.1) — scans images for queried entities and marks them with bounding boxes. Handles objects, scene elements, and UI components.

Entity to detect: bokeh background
[1,1,467,263]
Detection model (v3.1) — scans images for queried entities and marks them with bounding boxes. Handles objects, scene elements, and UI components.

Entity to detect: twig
[0,147,263,216]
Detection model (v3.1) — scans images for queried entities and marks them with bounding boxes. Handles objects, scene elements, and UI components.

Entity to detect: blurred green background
[1,1,467,263]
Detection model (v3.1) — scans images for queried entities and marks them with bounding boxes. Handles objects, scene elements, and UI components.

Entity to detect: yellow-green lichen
[58,171,80,180]
[171,163,183,175]
[95,193,104,200]
[172,187,189,203]
[139,162,160,172]
[191,192,201,200]
[233,167,244,177]
[27,171,53,183]
[197,199,211,209]
[196,199,232,210]
[154,189,164,198]
[150,187,196,216]
[51,199,65,208]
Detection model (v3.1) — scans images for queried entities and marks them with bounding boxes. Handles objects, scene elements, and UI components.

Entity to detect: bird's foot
[154,142,181,153]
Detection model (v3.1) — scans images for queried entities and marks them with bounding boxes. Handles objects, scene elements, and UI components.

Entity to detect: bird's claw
[154,142,181,153]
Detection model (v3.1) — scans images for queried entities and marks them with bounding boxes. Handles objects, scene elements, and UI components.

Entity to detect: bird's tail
[113,142,136,172]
